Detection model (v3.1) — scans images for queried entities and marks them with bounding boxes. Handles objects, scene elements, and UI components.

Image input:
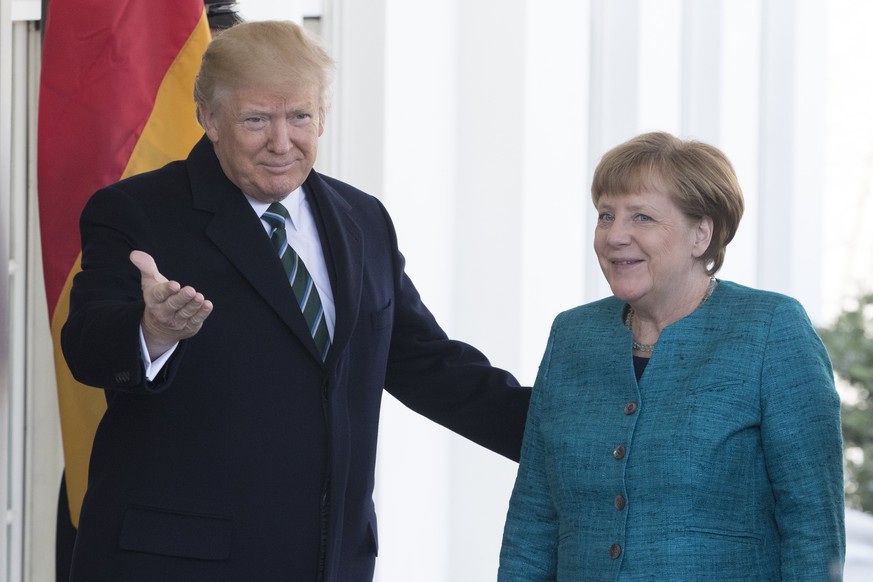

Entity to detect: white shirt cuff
[139,326,179,382]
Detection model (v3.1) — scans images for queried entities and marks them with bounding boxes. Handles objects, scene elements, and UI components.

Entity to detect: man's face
[200,83,324,203]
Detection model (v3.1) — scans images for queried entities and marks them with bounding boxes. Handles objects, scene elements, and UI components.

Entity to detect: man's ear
[200,104,220,142]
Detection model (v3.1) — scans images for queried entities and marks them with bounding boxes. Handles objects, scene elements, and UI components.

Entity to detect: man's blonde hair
[194,20,335,123]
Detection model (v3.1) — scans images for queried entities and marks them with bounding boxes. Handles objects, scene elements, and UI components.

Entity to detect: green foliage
[817,293,873,513]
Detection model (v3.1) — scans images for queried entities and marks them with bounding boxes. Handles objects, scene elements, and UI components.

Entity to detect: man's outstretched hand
[130,250,214,360]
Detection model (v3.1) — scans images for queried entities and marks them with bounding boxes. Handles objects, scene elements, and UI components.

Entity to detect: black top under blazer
[62,135,530,582]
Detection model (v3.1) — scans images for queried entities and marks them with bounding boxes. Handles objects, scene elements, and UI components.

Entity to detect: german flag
[36,0,211,535]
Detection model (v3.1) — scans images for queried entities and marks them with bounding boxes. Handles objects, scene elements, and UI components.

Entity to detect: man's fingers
[145,286,214,330]
[163,286,197,313]
[172,290,209,319]
[187,299,214,326]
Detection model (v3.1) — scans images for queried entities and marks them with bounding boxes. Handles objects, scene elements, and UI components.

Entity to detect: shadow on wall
[846,508,873,581]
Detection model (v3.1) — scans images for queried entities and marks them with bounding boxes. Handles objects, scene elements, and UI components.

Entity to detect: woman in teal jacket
[499,132,845,581]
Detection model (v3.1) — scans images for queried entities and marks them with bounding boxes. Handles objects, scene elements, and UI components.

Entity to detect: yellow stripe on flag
[50,256,103,527]
[123,13,211,179]
[55,12,211,527]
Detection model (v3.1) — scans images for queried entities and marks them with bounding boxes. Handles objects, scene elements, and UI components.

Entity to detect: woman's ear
[693,215,714,258]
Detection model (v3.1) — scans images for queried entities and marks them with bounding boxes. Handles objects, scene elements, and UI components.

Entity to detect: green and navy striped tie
[263,202,331,360]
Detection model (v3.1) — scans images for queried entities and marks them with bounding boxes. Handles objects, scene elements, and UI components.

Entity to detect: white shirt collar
[247,186,305,230]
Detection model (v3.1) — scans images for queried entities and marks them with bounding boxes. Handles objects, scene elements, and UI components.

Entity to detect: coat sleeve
[378,200,531,461]
[61,186,179,394]
[760,298,845,579]
[497,322,559,581]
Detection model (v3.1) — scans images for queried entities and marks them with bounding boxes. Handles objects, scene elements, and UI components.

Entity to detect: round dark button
[613,444,626,460]
[614,495,626,510]
[610,543,622,559]
[624,401,638,415]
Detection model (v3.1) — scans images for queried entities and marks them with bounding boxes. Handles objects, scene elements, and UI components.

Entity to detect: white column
[681,0,722,140]
[446,1,526,579]
[586,0,642,302]
[715,0,762,286]
[757,0,825,320]
[639,0,683,132]
[788,0,826,321]
[0,1,17,578]
[25,18,65,582]
[321,0,386,195]
[373,0,453,578]
[519,3,591,379]
[821,0,873,322]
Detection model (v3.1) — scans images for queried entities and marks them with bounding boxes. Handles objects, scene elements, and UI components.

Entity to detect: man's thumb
[130,250,168,285]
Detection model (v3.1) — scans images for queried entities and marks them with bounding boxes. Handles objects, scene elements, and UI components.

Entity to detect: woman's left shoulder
[714,280,808,317]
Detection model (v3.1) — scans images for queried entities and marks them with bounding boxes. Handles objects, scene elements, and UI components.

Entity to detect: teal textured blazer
[499,281,845,581]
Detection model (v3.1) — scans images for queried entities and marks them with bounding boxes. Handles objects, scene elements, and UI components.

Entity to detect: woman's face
[594,187,712,312]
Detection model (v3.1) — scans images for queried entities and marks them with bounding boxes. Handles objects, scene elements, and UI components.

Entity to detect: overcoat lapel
[303,171,364,362]
[186,136,326,362]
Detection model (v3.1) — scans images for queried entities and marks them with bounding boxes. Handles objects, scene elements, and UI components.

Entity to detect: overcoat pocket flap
[119,506,232,561]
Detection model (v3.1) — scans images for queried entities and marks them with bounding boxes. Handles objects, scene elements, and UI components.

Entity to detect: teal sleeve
[760,298,845,579]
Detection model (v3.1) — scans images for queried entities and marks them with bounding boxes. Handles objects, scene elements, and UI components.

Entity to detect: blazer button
[613,444,626,460]
[610,543,622,560]
[624,401,638,415]
[614,494,627,510]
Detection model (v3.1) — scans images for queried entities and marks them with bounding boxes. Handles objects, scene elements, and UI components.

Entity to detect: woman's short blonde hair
[591,131,745,275]
[193,20,335,123]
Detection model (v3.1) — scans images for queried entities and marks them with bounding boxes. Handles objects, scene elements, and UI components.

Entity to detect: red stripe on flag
[37,0,205,314]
